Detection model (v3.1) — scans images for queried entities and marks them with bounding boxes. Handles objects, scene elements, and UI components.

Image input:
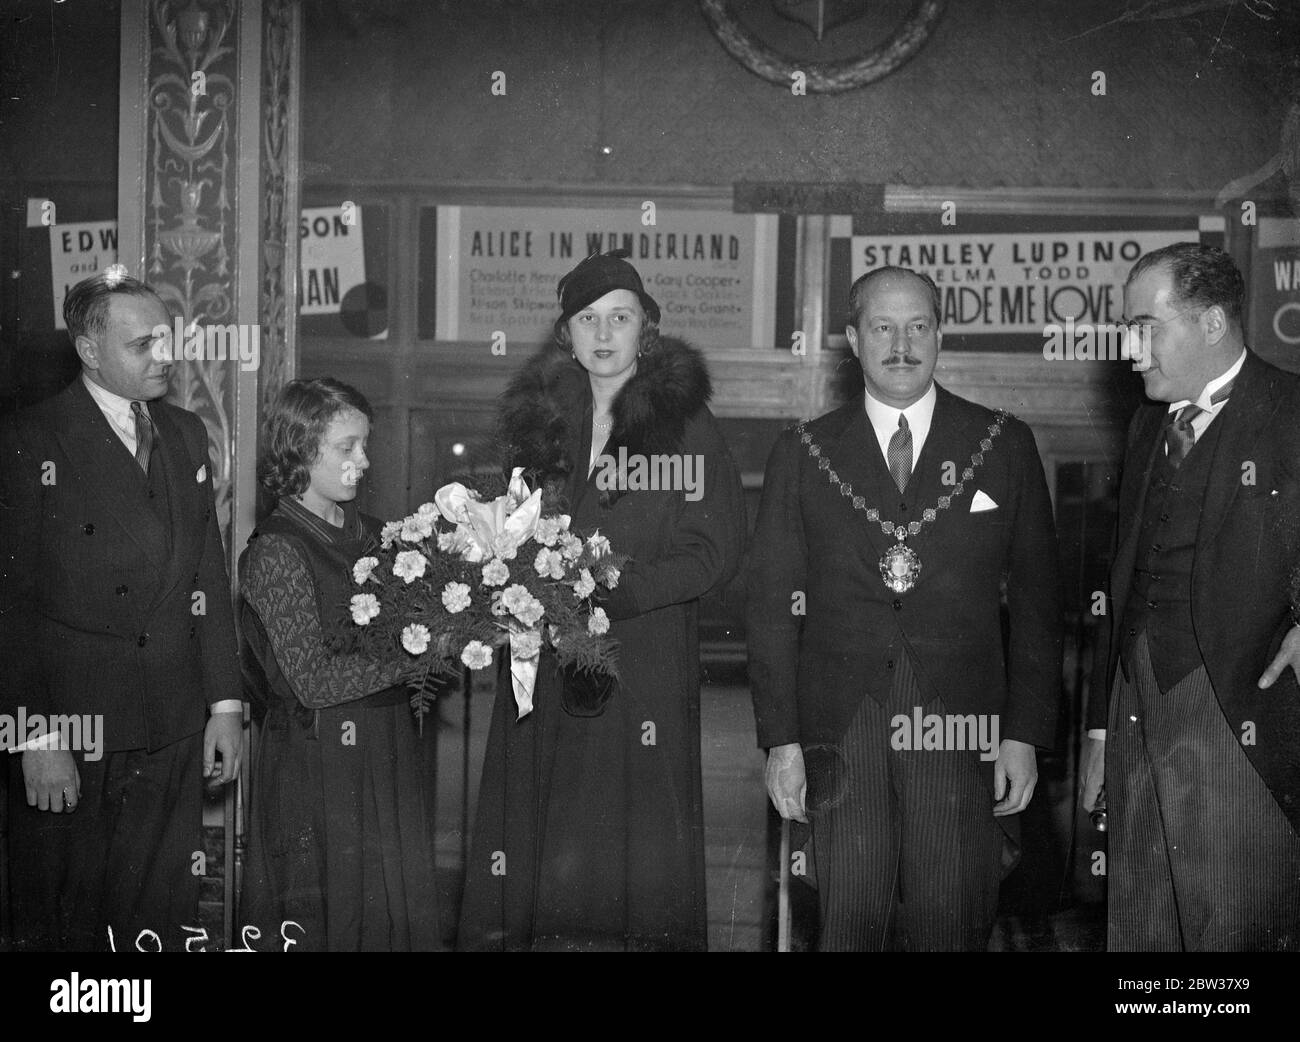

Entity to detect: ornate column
[117,0,300,562]
[117,0,301,944]
[258,0,301,443]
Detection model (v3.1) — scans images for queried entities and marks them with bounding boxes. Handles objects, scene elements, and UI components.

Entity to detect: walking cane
[777,816,791,952]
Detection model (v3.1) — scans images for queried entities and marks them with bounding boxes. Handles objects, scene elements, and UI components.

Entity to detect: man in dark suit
[747,266,1062,951]
[1081,242,1300,951]
[0,268,244,951]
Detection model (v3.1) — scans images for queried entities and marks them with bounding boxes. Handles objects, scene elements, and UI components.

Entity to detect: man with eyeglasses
[1082,242,1300,951]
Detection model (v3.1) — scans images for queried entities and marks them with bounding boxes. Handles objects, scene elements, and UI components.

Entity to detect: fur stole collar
[499,337,713,504]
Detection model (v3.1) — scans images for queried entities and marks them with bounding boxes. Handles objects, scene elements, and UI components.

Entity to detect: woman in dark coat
[239,377,441,951]
[457,251,747,951]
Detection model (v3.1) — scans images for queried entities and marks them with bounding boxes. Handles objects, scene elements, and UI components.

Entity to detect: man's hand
[765,742,808,823]
[22,749,80,813]
[203,711,243,785]
[1258,624,1300,689]
[1079,735,1105,813]
[992,738,1037,817]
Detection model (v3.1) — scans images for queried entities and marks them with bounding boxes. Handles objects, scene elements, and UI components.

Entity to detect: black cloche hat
[556,248,661,324]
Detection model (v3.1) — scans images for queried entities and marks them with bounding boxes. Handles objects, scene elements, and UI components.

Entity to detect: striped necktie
[130,400,155,474]
[1163,405,1201,468]
[1163,378,1234,468]
[887,414,912,493]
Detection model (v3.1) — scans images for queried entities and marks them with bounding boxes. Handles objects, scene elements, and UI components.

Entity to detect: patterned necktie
[887,414,912,493]
[131,400,154,474]
[1163,405,1202,468]
[1163,378,1234,468]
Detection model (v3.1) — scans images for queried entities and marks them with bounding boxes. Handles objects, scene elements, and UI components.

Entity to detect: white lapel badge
[196,464,207,484]
[970,490,998,512]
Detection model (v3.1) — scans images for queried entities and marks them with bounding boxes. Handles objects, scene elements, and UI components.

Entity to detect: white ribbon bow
[433,467,542,564]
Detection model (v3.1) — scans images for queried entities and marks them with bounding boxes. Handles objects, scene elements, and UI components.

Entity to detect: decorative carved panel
[259,0,299,418]
[143,0,241,536]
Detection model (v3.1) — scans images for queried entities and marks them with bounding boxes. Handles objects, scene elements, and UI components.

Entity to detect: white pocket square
[196,464,207,484]
[970,490,998,512]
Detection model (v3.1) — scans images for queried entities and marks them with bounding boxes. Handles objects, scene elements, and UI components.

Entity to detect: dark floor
[190,674,1108,951]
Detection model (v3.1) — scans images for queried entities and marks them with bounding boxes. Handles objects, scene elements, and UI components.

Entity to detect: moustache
[881,354,923,367]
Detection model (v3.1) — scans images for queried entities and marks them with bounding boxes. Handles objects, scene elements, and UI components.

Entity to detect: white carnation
[534,517,562,547]
[392,550,428,584]
[401,513,435,542]
[441,581,472,613]
[401,623,431,655]
[502,584,545,627]
[461,640,493,670]
[349,593,380,625]
[534,547,565,580]
[515,598,545,627]
[501,584,532,614]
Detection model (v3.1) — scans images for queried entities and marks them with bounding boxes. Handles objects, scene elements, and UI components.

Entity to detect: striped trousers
[1108,633,1300,951]
[807,653,1003,951]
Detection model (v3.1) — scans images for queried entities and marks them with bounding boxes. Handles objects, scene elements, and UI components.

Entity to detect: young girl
[239,377,440,951]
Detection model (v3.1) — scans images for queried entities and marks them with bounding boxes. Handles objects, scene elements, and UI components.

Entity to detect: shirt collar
[864,381,937,432]
[279,494,362,544]
[1166,348,1247,414]
[81,371,144,423]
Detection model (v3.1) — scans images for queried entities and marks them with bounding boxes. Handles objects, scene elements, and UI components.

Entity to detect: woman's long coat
[457,337,746,951]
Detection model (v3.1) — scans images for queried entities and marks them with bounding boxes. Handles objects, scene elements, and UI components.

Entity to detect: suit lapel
[1110,404,1167,581]
[1195,352,1275,561]
[822,400,891,561]
[150,405,204,602]
[904,387,965,557]
[54,381,169,574]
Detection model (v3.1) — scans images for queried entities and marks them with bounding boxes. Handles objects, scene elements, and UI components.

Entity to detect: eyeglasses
[1119,306,1203,331]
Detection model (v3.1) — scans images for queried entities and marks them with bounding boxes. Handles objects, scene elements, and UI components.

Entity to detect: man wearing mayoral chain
[747,265,1063,951]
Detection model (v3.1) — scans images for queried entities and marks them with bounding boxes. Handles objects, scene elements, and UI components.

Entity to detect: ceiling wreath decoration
[698,0,947,92]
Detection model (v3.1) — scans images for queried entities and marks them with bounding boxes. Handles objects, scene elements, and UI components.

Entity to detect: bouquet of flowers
[342,467,627,720]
